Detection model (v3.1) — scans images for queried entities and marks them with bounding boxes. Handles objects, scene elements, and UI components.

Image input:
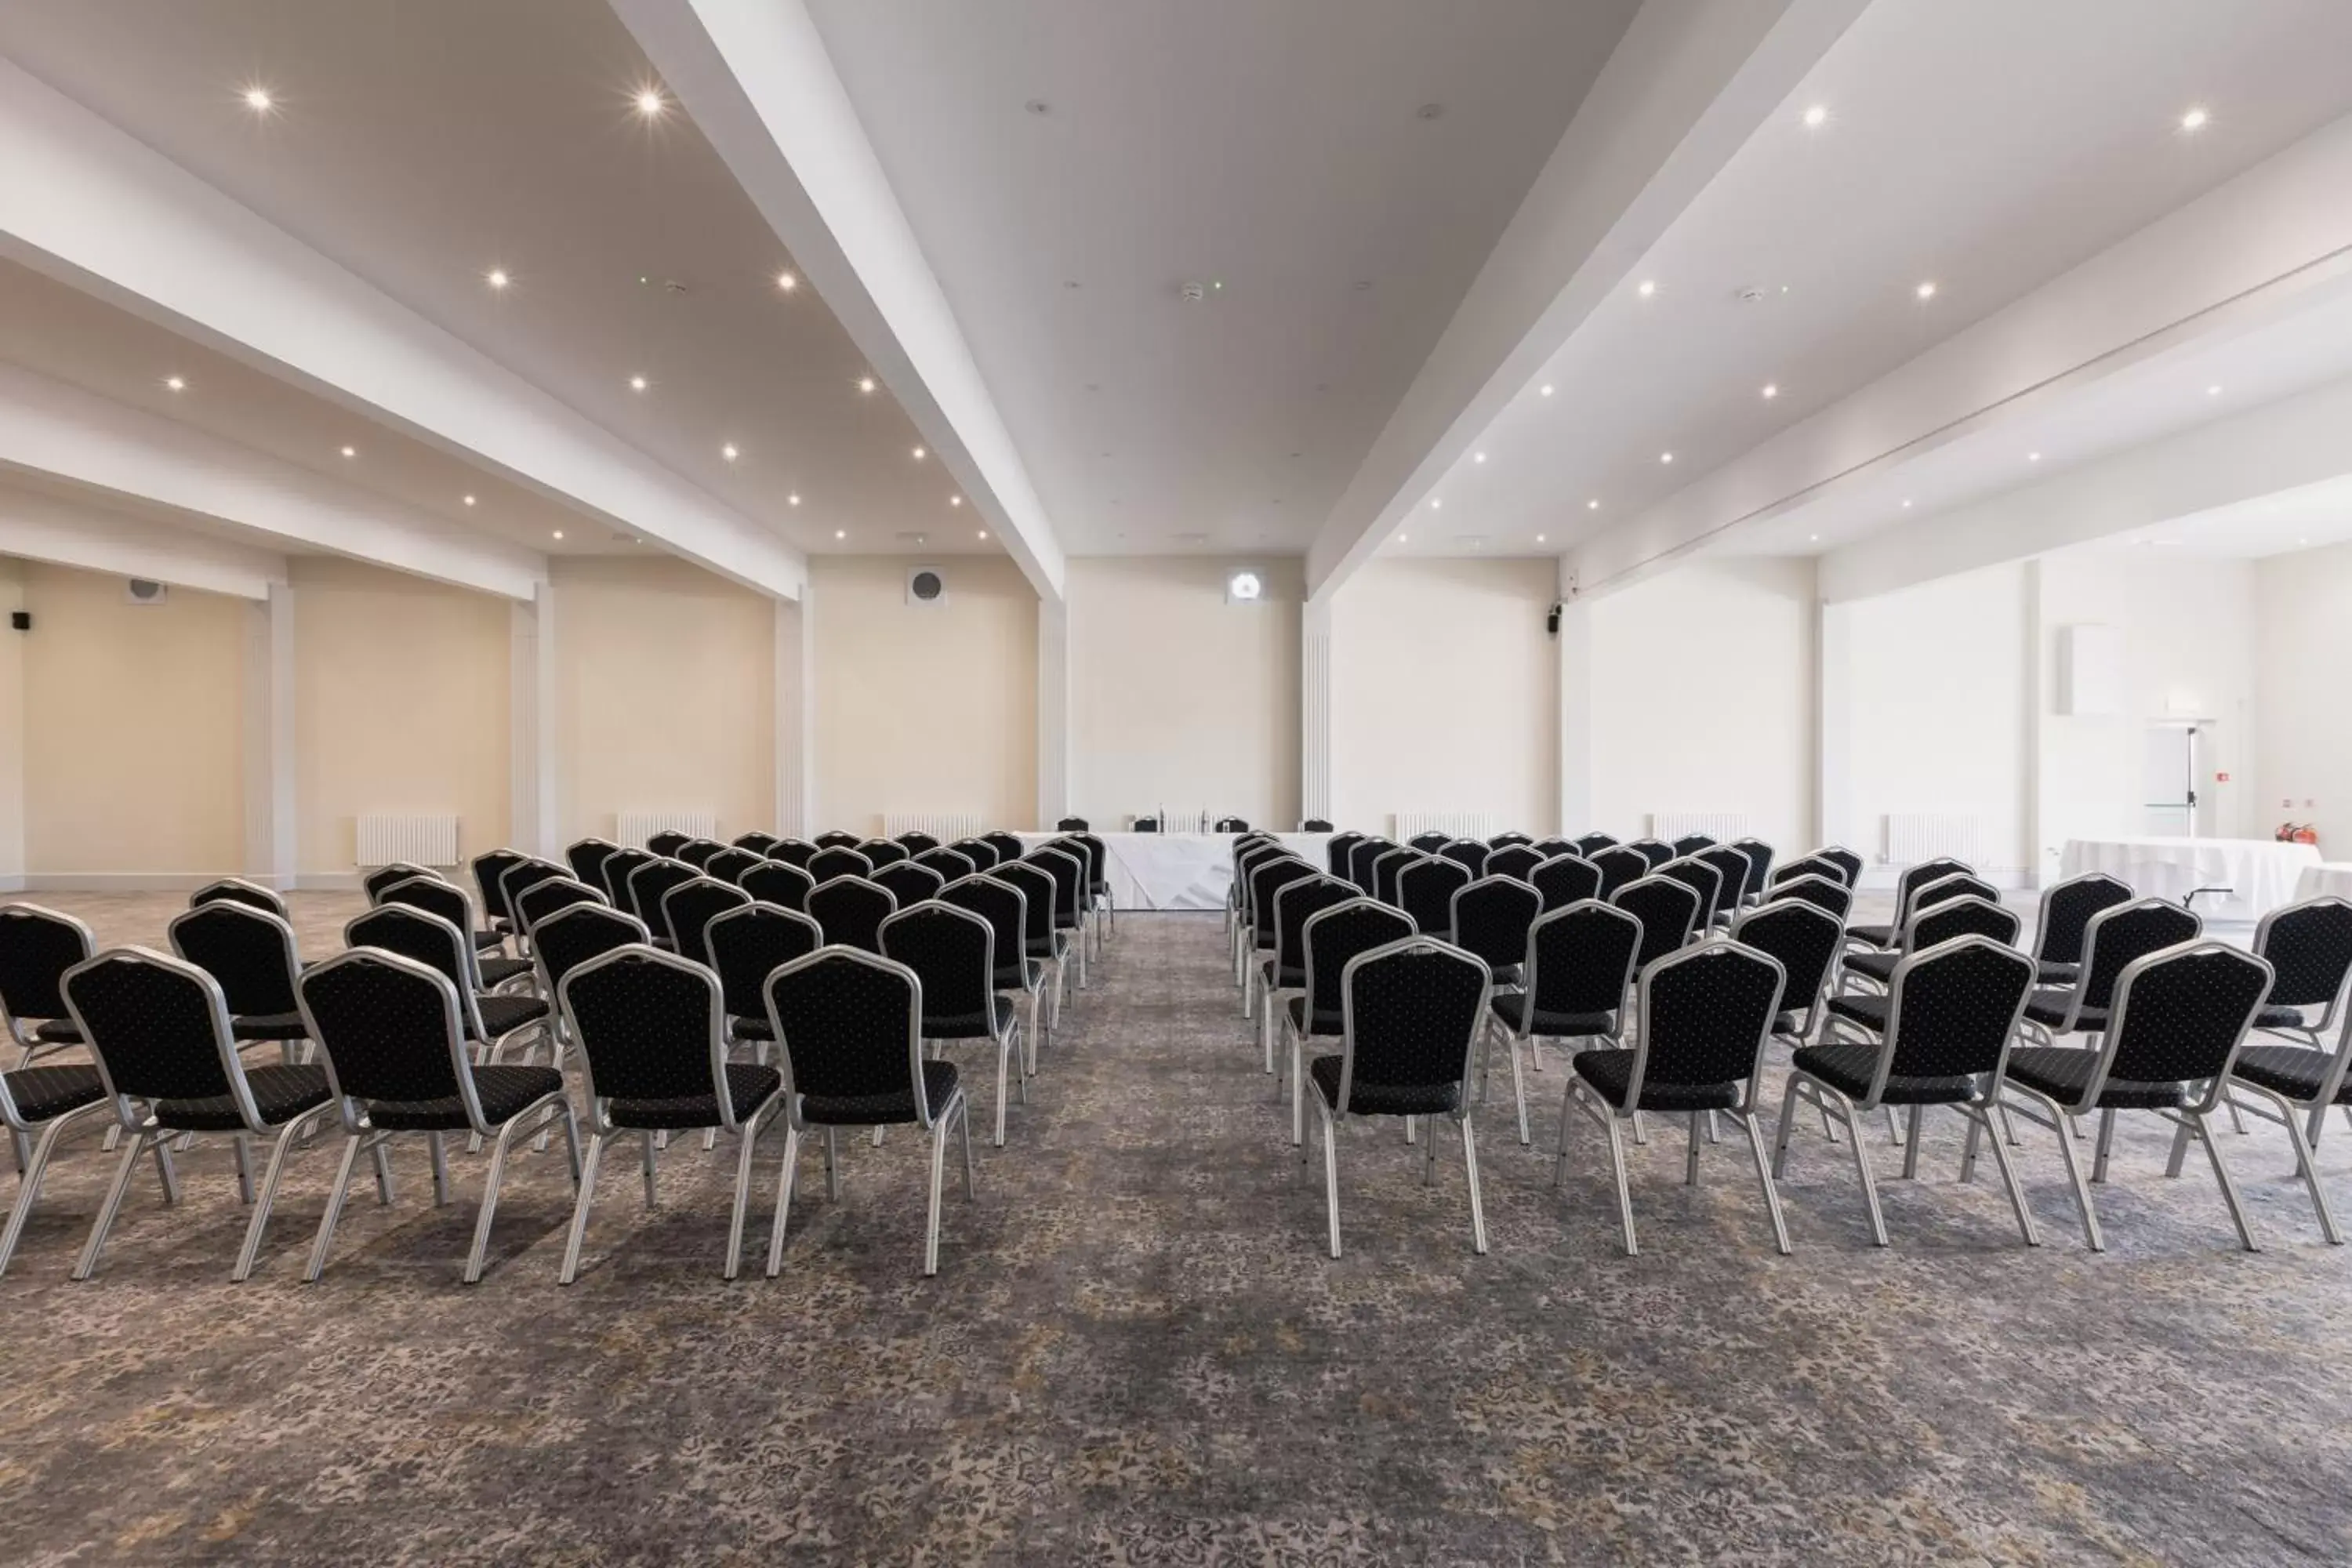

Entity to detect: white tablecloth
[2294,862,2352,905]
[2060,837,2321,923]
[1017,832,1334,911]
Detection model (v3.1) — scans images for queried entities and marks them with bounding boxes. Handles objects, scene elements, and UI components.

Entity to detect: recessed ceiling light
[912,446,926,460]
[949,495,963,506]
[1802,103,1828,129]
[1587,499,1599,510]
[2180,106,2209,132]
[834,528,847,539]
[2027,451,2042,462]
[2206,384,2223,396]
[2298,535,2309,545]
[1535,533,1546,543]
[1809,533,1820,542]
[788,492,802,506]
[1539,384,1555,397]
[634,87,666,118]
[486,268,510,290]
[1472,452,1486,464]
[776,270,798,292]
[858,376,876,394]
[552,530,564,540]
[978,530,989,539]
[1637,280,1657,298]
[1430,497,1443,510]
[463,494,477,506]
[1915,281,1937,300]
[1660,451,1674,464]
[1396,533,1408,543]
[1762,383,1779,399]
[339,445,357,459]
[163,375,186,392]
[241,85,274,114]
[1900,498,1913,508]
[629,375,648,391]
[722,443,739,462]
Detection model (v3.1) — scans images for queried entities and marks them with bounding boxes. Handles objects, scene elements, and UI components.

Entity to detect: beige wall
[1069,556,1300,830]
[553,555,775,844]
[20,560,247,874]
[291,557,510,876]
[0,560,24,881]
[808,555,1036,837]
[1331,557,1558,837]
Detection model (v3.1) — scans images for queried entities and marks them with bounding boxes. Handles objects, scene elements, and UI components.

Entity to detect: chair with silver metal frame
[1815,846,1864,886]
[566,837,620,891]
[1028,846,1091,990]
[733,831,782,857]
[1406,831,1452,855]
[1559,940,1792,1257]
[1450,876,1540,993]
[1214,816,1250,833]
[704,902,823,1065]
[557,945,788,1282]
[1669,833,1717,858]
[1325,830,1365,878]
[2221,989,2352,1232]
[167,900,314,1061]
[895,830,942,855]
[941,873,1048,1070]
[1591,844,1649,901]
[1529,837,1576,860]
[1345,836,1394,895]
[1372,847,1423,909]
[762,946,974,1276]
[1768,873,1853,922]
[0,1038,113,1276]
[1774,935,2041,1247]
[1279,898,1414,1147]
[626,859,702,951]
[512,877,605,942]
[981,830,1028,867]
[1227,839,1286,951]
[806,845,873,887]
[1483,899,1639,1146]
[770,838,819,869]
[916,846,978,883]
[1058,816,1091,832]
[1613,875,1700,975]
[1485,843,1545,884]
[807,877,898,956]
[989,859,1070,1028]
[496,857,570,945]
[344,905,551,1064]
[1728,837,1775,909]
[1438,839,1490,879]
[1254,876,1356,1073]
[705,847,767,887]
[677,837,728,869]
[644,830,691,858]
[1626,838,1674,870]
[1730,898,1845,1054]
[1399,856,1473,942]
[1769,853,1847,892]
[1301,818,1334,832]
[532,903,648,1062]
[662,877,752,969]
[598,847,658,916]
[1696,845,1755,928]
[382,875,533,988]
[1572,832,1618,858]
[2245,895,2352,1047]
[1529,853,1602,912]
[61,947,337,1281]
[1655,857,1724,937]
[2028,871,2134,985]
[1061,833,1115,949]
[953,837,1000,871]
[194,876,290,917]
[873,859,946,910]
[2015,898,2201,1049]
[472,849,531,940]
[1240,855,1319,1017]
[742,860,815,912]
[1838,894,2020,999]
[1846,858,1974,952]
[858,837,910,869]
[298,948,579,1283]
[1,903,96,1068]
[812,830,862,850]
[1488,830,1534,849]
[2002,942,2277,1251]
[1304,936,1492,1259]
[882,902,1025,1146]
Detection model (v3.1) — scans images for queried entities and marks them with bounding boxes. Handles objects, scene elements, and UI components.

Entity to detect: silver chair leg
[152,1135,180,1205]
[993,1037,1011,1148]
[721,1113,763,1281]
[461,1119,529,1284]
[2191,1110,2259,1252]
[1900,1105,1925,1180]
[371,1141,396,1205]
[1842,1098,1887,1247]
[557,1131,609,1284]
[1460,1115,1488,1255]
[2092,1108,2117,1184]
[1319,1105,1343,1259]
[1976,1106,2042,1247]
[1886,1105,1906,1147]
[1422,1116,1438,1186]
[0,1109,93,1276]
[641,1130,658,1208]
[1704,1109,1721,1145]
[1737,1112,1794,1255]
[2275,1100,2344,1244]
[1603,1109,1638,1256]
[1771,1078,1801,1178]
[1632,1109,1648,1147]
[231,1112,318,1282]
[429,1132,451,1207]
[1685,1112,1703,1186]
[72,1131,151,1280]
[824,1127,842,1200]
[2049,1108,2104,1251]
[1505,1028,1530,1147]
[232,1134,254,1205]
[960,1102,978,1198]
[764,1123,803,1277]
[924,1112,951,1276]
[304,1132,366,1282]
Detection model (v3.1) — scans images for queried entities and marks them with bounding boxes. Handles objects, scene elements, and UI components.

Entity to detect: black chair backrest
[1301,898,1415,1025]
[808,877,898,954]
[562,947,739,1122]
[1572,832,1618,857]
[704,904,822,1019]
[601,848,657,913]
[534,904,649,997]
[1214,816,1249,833]
[1770,853,1844,889]
[771,838,818,869]
[1271,876,1356,976]
[812,830,862,850]
[1438,839,1489,877]
[808,846,873,885]
[1335,940,1489,1108]
[1058,817,1090,832]
[1669,833,1716,858]
[1530,837,1577,859]
[1486,844,1545,883]
[2079,898,2202,1012]
[1635,942,1784,1093]
[1301,818,1335,833]
[1406,832,1452,854]
[1907,896,2020,953]
[941,874,1026,978]
[1065,834,1109,892]
[1346,837,1393,893]
[499,858,568,924]
[566,838,619,888]
[705,848,766,886]
[1911,872,2000,918]
[1398,857,1472,938]
[989,862,1059,946]
[361,863,435,904]
[1027,848,1086,929]
[953,838,1001,870]
[515,877,605,935]
[0,903,94,1023]
[676,838,726,869]
[1657,857,1723,931]
[167,900,300,1018]
[629,859,702,942]
[1891,858,1975,924]
[765,949,931,1124]
[1613,875,1700,972]
[1729,898,1843,1028]
[2102,942,2271,1091]
[1530,853,1602,911]
[2256,896,2352,1011]
[1488,831,1534,848]
[895,831,942,854]
[62,948,238,1106]
[2034,872,2135,968]
[1591,845,1648,900]
[472,850,528,924]
[982,831,1028,866]
[645,830,691,858]
[1768,874,1853,920]
[916,847,977,882]
[1730,838,1775,903]
[300,949,468,1109]
[1373,848,1421,908]
[1450,876,1541,970]
[381,873,479,956]
[733,832,782,856]
[1627,839,1673,870]
[858,838,910,869]
[1817,847,1864,885]
[1696,846,1753,915]
[1520,901,1641,1021]
[347,904,472,1007]
[1878,936,2037,1087]
[742,860,815,912]
[881,903,995,1029]
[663,877,753,967]
[873,861,946,909]
[1249,857,1318,945]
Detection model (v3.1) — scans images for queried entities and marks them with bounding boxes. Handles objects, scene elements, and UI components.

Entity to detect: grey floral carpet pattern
[4,895,2352,1563]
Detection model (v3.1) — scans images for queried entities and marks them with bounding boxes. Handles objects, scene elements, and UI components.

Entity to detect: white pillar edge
[244,579,296,889]
[1036,598,1070,829]
[0,564,24,891]
[1814,595,1853,862]
[1556,562,1594,837]
[775,591,813,837]
[1301,597,1333,828]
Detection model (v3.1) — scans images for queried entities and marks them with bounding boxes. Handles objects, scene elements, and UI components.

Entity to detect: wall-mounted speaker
[9,611,28,632]
[124,578,168,607]
[906,565,947,608]
[1546,602,1562,637]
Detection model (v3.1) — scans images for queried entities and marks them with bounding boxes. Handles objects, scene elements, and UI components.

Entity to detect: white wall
[1330,557,1559,837]
[2255,539,2352,854]
[1587,557,1813,851]
[0,559,24,885]
[1069,557,1300,830]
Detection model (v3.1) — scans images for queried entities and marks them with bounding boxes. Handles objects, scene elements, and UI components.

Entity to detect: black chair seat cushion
[612,1062,782,1130]
[2005,1047,2184,1109]
[473,929,506,952]
[731,1014,775,1042]
[471,994,550,1041]
[231,1011,309,1041]
[1570,1048,1739,1112]
[477,956,533,988]
[800,1059,959,1127]
[1842,951,1900,985]
[926,995,1017,1041]
[1825,993,1891,1032]
[1025,934,1066,960]
[2022,990,2107,1032]
[29,1018,82,1045]
[1489,996,1612,1038]
[1848,923,1896,949]
[2038,960,2080,985]
[155,1063,332,1131]
[2,1063,107,1122]
[2231,1044,2352,1105]
[1488,964,1524,989]
[994,960,1044,991]
[1791,1040,1976,1105]
[369,1065,564,1131]
[1261,960,1305,989]
[1284,996,1345,1039]
[1308,1054,1460,1117]
[2256,1004,2310,1031]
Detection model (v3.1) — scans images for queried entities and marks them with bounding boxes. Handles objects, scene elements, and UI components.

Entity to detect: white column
[1556,568,1594,836]
[2020,557,2046,888]
[1814,594,1853,855]
[773,591,814,837]
[243,579,296,888]
[1036,597,1070,829]
[510,581,560,858]
[1301,596,1333,828]
[0,561,24,891]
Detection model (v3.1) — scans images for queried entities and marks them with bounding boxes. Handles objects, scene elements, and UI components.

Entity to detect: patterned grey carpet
[5,902,2352,1563]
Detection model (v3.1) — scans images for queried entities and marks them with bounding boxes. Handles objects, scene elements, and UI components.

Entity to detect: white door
[2141,723,2198,837]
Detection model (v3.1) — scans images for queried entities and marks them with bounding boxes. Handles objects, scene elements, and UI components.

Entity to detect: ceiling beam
[1303,0,1868,601]
[0,480,283,600]
[0,362,545,600]
[0,54,804,601]
[611,0,1067,603]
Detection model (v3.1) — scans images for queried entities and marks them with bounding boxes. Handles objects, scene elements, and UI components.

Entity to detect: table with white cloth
[1016,832,1334,911]
[2059,836,2321,924]
[2294,862,2352,905]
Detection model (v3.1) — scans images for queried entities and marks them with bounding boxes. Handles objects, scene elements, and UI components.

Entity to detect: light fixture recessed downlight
[1539,383,1555,397]
[2027,452,2042,463]
[634,86,666,118]
[241,85,274,114]
[1535,533,1546,544]
[2180,106,2209,132]
[1587,499,1599,510]
[788,492,802,506]
[486,268,510,290]
[463,494,477,506]
[164,375,186,392]
[1802,103,1828,129]
[552,530,564,540]
[1472,452,1486,464]
[858,376,876,394]
[834,528,846,539]
[978,530,988,540]
[2206,384,2223,397]
[339,445,357,459]
[1660,451,1674,464]
[629,375,648,392]
[776,270,798,292]
[912,446,926,460]
[949,495,963,506]
[1762,383,1779,399]
[1915,281,1938,301]
[1429,497,1443,510]
[722,443,739,462]
[1637,279,1657,298]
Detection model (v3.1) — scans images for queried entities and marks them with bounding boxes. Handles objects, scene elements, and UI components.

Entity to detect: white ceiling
[2067,474,2352,561]
[1403,0,2352,560]
[805,0,1639,556]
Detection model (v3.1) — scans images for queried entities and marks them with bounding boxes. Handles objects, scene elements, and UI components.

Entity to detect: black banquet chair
[1280,898,1415,1147]
[193,876,289,917]
[763,947,975,1276]
[662,877,753,969]
[858,838,910,869]
[1612,875,1700,974]
[1,903,96,1066]
[345,905,550,1063]
[742,860,815,912]
[556,946,788,1282]
[1529,854,1602,912]
[1303,936,1493,1259]
[807,845,873,886]
[873,860,946,909]
[1398,857,1472,940]
[1484,843,1544,884]
[166,899,314,1061]
[1483,900,1639,1147]
[881,903,1025,1145]
[808,877,898,955]
[704,903,824,1062]
[567,837,621,891]
[0,1030,113,1276]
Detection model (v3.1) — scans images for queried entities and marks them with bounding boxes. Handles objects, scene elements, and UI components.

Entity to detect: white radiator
[618,810,717,848]
[1650,811,1750,843]
[883,811,987,841]
[357,812,459,868]
[1885,811,1981,866]
[1392,811,1501,842]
